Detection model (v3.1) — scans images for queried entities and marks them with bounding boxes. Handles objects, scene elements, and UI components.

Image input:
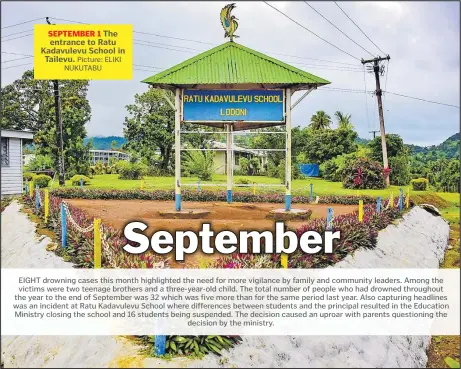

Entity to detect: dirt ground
[67,199,356,268]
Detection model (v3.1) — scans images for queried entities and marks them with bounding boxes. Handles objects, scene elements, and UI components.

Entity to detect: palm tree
[310,111,331,130]
[334,111,353,130]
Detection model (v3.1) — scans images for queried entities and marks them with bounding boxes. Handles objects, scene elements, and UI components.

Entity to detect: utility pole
[362,55,391,186]
[369,130,379,139]
[46,17,65,185]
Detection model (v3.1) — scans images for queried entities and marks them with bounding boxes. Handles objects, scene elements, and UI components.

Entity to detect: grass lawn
[427,190,460,368]
[53,174,425,198]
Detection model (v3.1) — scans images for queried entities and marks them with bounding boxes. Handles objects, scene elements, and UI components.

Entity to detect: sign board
[182,90,285,122]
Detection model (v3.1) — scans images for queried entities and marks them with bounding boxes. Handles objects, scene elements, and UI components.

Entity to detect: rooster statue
[220,3,239,41]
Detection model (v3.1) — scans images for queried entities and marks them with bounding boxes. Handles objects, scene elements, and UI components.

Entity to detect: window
[1,137,9,166]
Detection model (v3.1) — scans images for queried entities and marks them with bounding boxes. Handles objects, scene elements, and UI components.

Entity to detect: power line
[1,29,34,38]
[1,62,33,70]
[2,56,33,63]
[1,33,34,42]
[1,17,44,29]
[384,91,460,108]
[2,51,34,57]
[303,1,375,57]
[263,1,361,61]
[46,16,362,67]
[133,64,163,70]
[334,2,387,56]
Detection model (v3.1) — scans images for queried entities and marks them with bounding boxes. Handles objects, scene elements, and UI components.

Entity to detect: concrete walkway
[1,201,450,368]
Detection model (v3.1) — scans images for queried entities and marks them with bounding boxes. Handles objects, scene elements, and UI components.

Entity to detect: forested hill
[406,132,460,159]
[83,136,127,150]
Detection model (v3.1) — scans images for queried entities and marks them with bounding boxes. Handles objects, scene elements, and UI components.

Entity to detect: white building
[1,130,34,197]
[89,150,129,165]
[210,141,268,175]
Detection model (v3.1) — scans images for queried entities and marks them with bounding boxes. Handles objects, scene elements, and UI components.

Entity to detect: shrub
[239,157,249,174]
[343,157,385,190]
[23,172,37,181]
[389,154,410,186]
[411,178,428,191]
[94,161,105,175]
[320,152,356,182]
[33,174,52,188]
[183,151,214,181]
[139,335,242,357]
[236,178,251,186]
[71,175,91,186]
[27,154,53,171]
[118,162,148,180]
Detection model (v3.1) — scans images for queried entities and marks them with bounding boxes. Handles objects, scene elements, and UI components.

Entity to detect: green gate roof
[142,41,330,90]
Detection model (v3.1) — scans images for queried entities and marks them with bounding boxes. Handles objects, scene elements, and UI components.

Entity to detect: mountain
[84,136,126,150]
[406,133,460,160]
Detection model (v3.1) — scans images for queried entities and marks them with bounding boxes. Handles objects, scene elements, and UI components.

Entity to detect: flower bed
[212,200,405,269]
[22,191,167,269]
[49,187,386,205]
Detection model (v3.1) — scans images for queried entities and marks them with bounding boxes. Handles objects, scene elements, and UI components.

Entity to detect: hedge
[50,188,381,205]
[411,178,428,191]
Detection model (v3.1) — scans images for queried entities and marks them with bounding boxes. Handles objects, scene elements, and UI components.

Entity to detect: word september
[123,222,340,261]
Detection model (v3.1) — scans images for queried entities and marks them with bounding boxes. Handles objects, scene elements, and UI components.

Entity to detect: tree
[334,111,353,130]
[368,134,405,162]
[309,111,331,130]
[1,69,92,177]
[123,88,216,172]
[183,150,214,181]
[111,140,117,150]
[302,127,358,163]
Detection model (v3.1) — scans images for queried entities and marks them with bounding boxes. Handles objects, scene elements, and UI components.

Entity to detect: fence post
[309,183,313,202]
[44,189,49,223]
[61,202,67,248]
[281,253,288,268]
[35,186,40,209]
[253,182,256,196]
[327,207,333,230]
[399,188,403,211]
[406,188,410,209]
[389,192,394,208]
[358,200,363,222]
[80,178,83,189]
[377,196,382,214]
[197,180,201,192]
[154,335,167,356]
[94,218,102,269]
[29,181,34,198]
[25,179,29,195]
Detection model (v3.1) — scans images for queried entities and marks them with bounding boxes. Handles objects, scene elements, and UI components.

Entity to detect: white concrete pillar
[175,88,181,211]
[285,88,292,211]
[226,123,233,203]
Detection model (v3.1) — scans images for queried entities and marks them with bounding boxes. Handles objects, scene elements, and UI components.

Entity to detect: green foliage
[334,111,353,130]
[27,154,54,171]
[71,175,91,186]
[389,154,410,186]
[183,151,214,181]
[236,178,251,185]
[411,178,428,191]
[368,134,406,162]
[123,89,216,171]
[118,162,148,180]
[141,335,242,357]
[310,110,331,130]
[343,157,386,190]
[320,152,357,182]
[34,174,52,188]
[444,357,460,368]
[23,172,37,181]
[238,157,249,174]
[302,128,358,163]
[1,70,92,177]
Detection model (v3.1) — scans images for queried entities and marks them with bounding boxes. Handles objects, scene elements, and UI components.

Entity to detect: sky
[1,1,460,146]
